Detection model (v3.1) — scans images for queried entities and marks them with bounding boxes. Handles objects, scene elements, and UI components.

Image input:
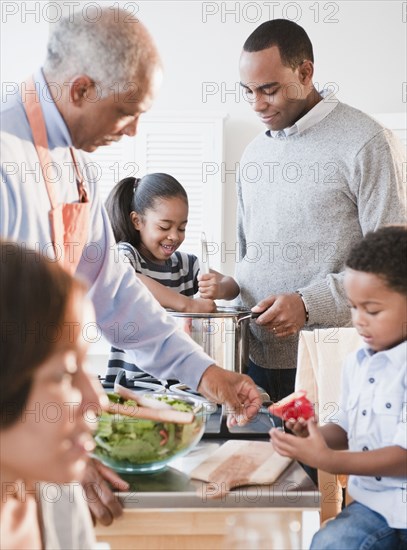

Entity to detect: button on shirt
[334,341,407,528]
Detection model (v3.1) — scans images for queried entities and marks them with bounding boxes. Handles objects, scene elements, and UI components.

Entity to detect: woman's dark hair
[0,241,84,428]
[243,19,314,70]
[346,225,407,295]
[105,173,188,247]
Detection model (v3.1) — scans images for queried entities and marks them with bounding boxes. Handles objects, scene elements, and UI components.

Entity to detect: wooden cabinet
[96,508,307,549]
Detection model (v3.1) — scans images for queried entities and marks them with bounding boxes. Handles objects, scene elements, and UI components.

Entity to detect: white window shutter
[89,137,140,202]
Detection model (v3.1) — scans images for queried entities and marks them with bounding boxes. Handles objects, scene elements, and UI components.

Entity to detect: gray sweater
[236,102,406,370]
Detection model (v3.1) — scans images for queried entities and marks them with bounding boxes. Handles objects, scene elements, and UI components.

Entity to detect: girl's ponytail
[105,177,141,246]
[130,177,141,209]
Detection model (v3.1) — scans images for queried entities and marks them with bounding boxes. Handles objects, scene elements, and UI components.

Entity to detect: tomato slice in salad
[159,429,169,446]
[268,390,314,421]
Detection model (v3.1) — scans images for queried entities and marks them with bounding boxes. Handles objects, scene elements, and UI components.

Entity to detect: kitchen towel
[296,327,362,422]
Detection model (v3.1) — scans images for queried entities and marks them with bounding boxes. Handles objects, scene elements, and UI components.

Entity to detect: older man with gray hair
[0,6,261,526]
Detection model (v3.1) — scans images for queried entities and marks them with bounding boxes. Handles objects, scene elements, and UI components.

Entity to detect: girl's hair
[346,225,407,295]
[0,241,86,429]
[105,173,188,247]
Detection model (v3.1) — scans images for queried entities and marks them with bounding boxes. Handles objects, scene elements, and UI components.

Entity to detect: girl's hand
[198,273,219,300]
[188,296,217,313]
[270,419,332,470]
[198,270,239,301]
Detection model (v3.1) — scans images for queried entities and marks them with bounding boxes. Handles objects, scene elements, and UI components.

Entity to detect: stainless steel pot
[168,306,257,374]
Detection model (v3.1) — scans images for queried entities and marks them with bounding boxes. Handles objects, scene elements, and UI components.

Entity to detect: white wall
[1,0,405,278]
[1,1,404,363]
[0,2,51,82]
[137,0,406,274]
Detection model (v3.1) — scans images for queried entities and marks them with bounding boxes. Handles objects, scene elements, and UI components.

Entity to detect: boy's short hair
[346,225,407,295]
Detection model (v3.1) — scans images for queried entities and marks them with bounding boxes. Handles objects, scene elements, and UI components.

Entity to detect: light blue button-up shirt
[334,340,407,528]
[0,68,214,389]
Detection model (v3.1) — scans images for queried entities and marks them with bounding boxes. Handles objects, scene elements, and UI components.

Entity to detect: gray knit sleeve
[298,272,350,328]
[352,128,406,229]
[299,128,406,328]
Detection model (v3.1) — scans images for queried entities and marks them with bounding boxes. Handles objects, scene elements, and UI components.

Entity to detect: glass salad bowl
[92,392,206,473]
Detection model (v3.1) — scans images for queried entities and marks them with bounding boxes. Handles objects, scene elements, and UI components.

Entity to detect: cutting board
[190,440,292,498]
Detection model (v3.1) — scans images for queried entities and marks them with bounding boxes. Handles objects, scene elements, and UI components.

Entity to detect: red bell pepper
[268,390,314,421]
[159,429,169,446]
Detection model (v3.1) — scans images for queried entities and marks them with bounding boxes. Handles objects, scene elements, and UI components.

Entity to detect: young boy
[271,226,407,549]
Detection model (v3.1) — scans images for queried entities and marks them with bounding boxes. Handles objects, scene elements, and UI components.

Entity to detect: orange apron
[22,76,90,274]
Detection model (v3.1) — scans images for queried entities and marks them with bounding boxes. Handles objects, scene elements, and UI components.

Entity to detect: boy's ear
[130,211,142,230]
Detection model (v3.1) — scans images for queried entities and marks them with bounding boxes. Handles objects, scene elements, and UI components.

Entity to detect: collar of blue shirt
[266,89,339,139]
[32,67,73,150]
[356,340,407,368]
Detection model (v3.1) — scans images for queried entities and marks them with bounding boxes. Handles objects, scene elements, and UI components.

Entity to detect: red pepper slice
[268,390,314,421]
[159,429,169,446]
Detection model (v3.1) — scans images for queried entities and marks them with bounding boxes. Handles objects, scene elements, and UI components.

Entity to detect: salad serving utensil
[110,371,195,424]
[107,400,195,425]
[114,382,171,410]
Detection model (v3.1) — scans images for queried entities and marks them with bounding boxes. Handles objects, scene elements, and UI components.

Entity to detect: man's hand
[252,293,307,337]
[197,365,262,426]
[82,458,130,526]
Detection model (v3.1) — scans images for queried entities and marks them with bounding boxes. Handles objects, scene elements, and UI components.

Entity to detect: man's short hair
[243,19,314,70]
[346,225,407,295]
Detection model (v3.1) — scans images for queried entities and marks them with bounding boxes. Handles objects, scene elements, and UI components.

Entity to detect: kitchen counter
[114,439,318,508]
[95,439,320,549]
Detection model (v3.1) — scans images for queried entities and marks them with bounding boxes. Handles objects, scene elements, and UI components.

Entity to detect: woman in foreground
[0,240,104,549]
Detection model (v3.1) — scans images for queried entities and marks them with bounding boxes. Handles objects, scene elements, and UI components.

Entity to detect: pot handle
[236,311,262,325]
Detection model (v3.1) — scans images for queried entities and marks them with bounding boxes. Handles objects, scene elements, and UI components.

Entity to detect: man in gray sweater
[236,19,406,402]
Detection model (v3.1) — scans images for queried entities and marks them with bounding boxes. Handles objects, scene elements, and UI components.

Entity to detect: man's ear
[69,75,96,106]
[130,211,142,230]
[298,60,314,85]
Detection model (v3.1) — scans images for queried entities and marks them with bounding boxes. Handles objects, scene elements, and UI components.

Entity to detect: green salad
[94,393,203,465]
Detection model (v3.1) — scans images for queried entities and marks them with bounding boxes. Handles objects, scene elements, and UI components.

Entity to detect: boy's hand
[270,418,332,470]
[285,416,310,437]
[198,273,219,300]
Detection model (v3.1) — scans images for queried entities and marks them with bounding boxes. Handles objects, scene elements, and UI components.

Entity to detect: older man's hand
[82,458,130,526]
[197,365,262,426]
